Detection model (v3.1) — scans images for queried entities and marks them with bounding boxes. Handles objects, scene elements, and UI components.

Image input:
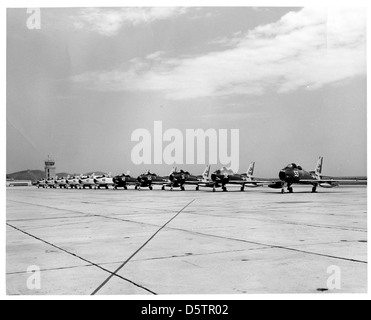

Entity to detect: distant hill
[6,170,45,182]
[6,170,109,182]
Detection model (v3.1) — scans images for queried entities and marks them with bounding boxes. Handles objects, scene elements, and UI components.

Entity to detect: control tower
[45,156,56,180]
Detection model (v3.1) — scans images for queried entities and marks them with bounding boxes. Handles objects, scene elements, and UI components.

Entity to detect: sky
[6,7,367,177]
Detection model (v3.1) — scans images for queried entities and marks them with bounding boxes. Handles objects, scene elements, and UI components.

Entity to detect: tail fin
[170,167,177,175]
[203,165,211,179]
[315,157,323,176]
[247,162,255,177]
[126,170,131,176]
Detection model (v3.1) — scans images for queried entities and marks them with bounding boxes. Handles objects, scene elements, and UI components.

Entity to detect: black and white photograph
[4,1,368,300]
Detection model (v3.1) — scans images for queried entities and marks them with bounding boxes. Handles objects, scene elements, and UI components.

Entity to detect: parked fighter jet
[268,157,363,193]
[36,179,47,188]
[94,173,115,189]
[79,174,97,189]
[137,170,173,190]
[113,171,140,190]
[210,162,265,192]
[46,178,56,188]
[66,175,81,189]
[163,166,212,191]
[55,176,68,189]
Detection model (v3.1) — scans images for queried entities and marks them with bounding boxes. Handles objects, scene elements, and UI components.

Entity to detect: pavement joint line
[185,212,367,233]
[82,214,368,264]
[6,223,157,295]
[6,215,89,222]
[173,229,368,264]
[8,201,366,265]
[7,199,178,215]
[8,199,366,234]
[6,248,257,276]
[91,199,196,296]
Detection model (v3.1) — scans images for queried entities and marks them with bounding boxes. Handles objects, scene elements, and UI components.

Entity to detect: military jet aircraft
[113,171,140,190]
[79,174,97,189]
[36,179,47,188]
[94,173,115,189]
[55,176,68,189]
[46,178,56,188]
[268,157,363,193]
[66,175,81,189]
[137,169,173,190]
[162,166,210,191]
[210,162,266,192]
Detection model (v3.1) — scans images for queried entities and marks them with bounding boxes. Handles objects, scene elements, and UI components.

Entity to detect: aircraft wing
[183,181,202,186]
[124,181,139,186]
[197,181,215,188]
[151,179,170,185]
[300,179,366,183]
[228,179,274,186]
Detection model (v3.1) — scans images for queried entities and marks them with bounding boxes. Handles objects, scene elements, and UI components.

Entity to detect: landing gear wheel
[240,187,245,192]
[181,186,185,191]
[288,187,293,193]
[135,186,138,190]
[124,186,128,190]
[212,188,216,192]
[196,186,200,191]
[312,186,317,193]
[149,186,153,191]
[281,189,285,194]
[222,187,228,192]
[162,186,165,191]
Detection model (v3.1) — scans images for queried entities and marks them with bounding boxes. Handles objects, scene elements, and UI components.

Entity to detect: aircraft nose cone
[279,170,287,181]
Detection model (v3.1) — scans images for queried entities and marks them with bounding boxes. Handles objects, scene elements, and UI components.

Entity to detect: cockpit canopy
[215,167,234,175]
[285,163,303,170]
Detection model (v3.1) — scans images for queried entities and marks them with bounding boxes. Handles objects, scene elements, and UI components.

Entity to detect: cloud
[72,7,366,100]
[73,7,188,36]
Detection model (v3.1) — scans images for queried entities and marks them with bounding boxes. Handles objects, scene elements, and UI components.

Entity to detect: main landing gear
[312,186,317,193]
[281,186,294,193]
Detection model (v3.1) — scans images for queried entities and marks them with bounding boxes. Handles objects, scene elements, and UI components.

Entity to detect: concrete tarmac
[6,185,367,295]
